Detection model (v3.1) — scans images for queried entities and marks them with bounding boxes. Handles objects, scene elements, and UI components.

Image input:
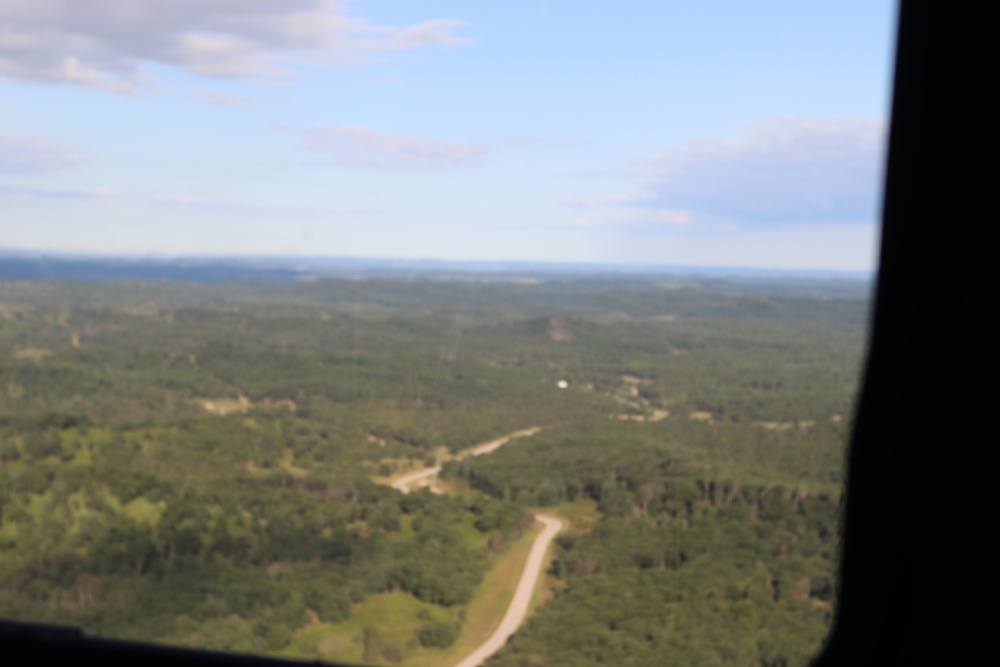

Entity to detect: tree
[416,620,458,648]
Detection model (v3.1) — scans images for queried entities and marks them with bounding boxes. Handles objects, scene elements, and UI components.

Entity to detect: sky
[0,1,898,271]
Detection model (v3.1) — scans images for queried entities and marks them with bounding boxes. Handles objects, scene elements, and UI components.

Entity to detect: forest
[0,274,869,666]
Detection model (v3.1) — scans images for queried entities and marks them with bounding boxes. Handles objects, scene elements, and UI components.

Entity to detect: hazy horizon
[0,246,874,277]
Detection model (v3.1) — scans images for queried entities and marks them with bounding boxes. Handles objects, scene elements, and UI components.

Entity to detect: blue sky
[0,1,897,270]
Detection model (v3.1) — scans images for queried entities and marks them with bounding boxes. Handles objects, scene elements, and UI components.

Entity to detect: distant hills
[0,250,873,298]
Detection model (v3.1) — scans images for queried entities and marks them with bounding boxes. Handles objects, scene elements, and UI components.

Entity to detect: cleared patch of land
[290,519,549,667]
[13,347,53,359]
[199,396,249,415]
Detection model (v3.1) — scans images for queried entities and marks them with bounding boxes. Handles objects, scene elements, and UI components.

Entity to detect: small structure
[557,380,568,389]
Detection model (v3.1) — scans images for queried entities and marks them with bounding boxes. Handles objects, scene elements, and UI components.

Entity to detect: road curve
[391,427,542,495]
[452,515,562,667]
[467,427,543,457]
[383,426,556,667]
[391,465,442,494]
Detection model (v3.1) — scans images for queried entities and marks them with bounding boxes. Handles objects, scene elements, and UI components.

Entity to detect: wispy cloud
[564,190,657,208]
[0,130,92,173]
[295,126,493,170]
[0,185,102,200]
[0,183,345,217]
[650,209,693,225]
[0,1,468,91]
[636,116,887,226]
[558,208,695,231]
[562,117,886,231]
[189,91,282,109]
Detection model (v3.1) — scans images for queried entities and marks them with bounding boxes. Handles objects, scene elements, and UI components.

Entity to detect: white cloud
[190,91,275,109]
[612,223,879,272]
[564,190,656,208]
[652,210,692,225]
[340,17,468,53]
[0,183,341,219]
[296,126,493,170]
[0,1,467,91]
[0,130,91,173]
[637,116,887,226]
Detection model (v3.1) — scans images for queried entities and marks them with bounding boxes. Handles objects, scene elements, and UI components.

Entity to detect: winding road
[391,464,442,494]
[452,514,562,667]
[391,427,542,495]
[384,427,559,667]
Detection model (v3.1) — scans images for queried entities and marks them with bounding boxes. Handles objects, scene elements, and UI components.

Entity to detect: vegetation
[0,276,867,665]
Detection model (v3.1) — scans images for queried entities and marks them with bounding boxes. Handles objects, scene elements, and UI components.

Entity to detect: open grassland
[282,520,545,667]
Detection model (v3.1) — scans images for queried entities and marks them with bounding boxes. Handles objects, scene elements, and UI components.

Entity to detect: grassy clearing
[279,449,308,478]
[290,591,450,665]
[124,497,163,526]
[197,396,250,415]
[542,499,601,533]
[410,519,546,667]
[288,519,545,667]
[13,347,53,360]
[429,477,481,500]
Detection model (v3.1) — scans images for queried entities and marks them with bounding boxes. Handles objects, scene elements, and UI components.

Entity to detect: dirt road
[451,514,562,667]
[391,465,442,494]
[383,427,559,667]
[467,426,542,457]
[391,426,542,495]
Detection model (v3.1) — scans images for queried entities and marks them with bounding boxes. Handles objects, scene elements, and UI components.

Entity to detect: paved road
[452,515,562,667]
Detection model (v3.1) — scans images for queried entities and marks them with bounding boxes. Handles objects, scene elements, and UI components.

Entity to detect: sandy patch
[689,411,713,421]
[0,303,30,319]
[201,395,250,415]
[266,561,291,581]
[648,409,670,422]
[761,421,794,431]
[546,318,573,341]
[14,347,53,359]
[259,397,296,412]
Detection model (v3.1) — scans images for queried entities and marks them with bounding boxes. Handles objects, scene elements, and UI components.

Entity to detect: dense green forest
[0,276,868,666]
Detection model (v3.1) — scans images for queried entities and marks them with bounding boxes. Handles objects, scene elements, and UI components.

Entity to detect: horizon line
[0,247,874,278]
